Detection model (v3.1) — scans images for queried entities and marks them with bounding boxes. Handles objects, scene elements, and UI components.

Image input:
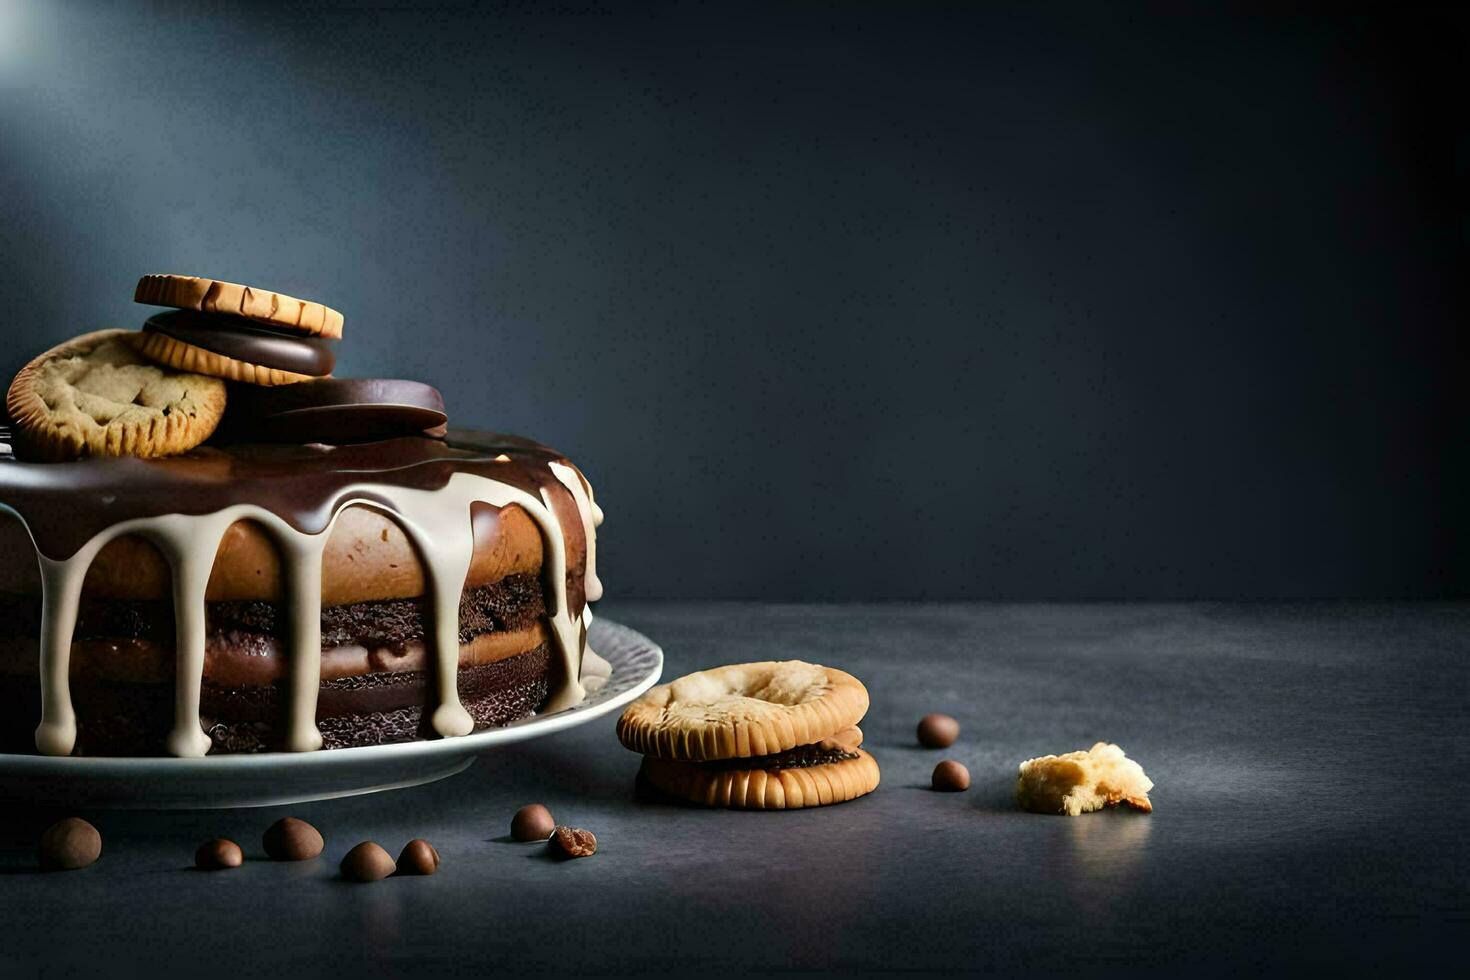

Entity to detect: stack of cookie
[5,274,446,461]
[131,274,343,387]
[617,661,881,810]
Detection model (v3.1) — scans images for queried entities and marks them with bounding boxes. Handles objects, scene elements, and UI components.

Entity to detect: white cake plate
[0,618,662,809]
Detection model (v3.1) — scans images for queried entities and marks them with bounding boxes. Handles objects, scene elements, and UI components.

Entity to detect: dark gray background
[0,2,1464,599]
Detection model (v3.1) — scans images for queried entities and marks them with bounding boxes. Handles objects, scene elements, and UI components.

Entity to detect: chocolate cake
[0,431,605,756]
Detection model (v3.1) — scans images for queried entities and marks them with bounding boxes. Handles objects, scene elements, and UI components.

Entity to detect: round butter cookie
[134,274,344,339]
[639,747,881,810]
[616,660,869,761]
[6,329,226,461]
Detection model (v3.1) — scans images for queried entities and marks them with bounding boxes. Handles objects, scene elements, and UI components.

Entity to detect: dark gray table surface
[2,602,1466,976]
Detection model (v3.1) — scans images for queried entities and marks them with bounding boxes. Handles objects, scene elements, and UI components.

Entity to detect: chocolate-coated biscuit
[131,329,318,387]
[143,310,336,377]
[616,660,869,762]
[134,274,344,339]
[5,329,226,461]
[223,378,448,444]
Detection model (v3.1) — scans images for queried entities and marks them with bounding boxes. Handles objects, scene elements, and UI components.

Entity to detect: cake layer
[0,645,551,755]
[0,501,556,605]
[0,573,547,686]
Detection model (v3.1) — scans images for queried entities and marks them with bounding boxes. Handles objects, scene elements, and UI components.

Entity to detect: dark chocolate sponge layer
[0,645,550,755]
[0,573,545,651]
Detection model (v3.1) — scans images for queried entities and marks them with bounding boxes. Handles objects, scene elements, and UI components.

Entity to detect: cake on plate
[0,275,606,757]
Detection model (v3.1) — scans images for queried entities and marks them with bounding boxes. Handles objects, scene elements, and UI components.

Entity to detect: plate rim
[0,616,662,776]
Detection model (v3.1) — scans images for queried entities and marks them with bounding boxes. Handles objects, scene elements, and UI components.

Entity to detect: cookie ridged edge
[130,331,315,387]
[616,662,870,762]
[639,749,881,810]
[5,329,226,461]
[134,274,344,339]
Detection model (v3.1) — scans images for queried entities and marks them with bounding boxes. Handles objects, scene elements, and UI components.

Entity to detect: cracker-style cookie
[640,747,881,810]
[6,330,226,461]
[134,274,344,339]
[616,660,869,762]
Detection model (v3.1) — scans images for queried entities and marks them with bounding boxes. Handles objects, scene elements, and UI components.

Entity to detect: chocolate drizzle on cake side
[0,430,605,757]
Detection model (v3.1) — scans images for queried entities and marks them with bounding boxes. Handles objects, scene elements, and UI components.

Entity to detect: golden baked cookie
[134,274,344,339]
[129,330,314,387]
[1017,742,1154,816]
[617,660,870,761]
[640,748,881,810]
[6,330,226,461]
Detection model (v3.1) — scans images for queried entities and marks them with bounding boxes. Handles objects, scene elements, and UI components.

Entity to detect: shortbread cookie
[640,746,880,810]
[617,660,869,761]
[134,274,344,339]
[1017,742,1154,816]
[6,330,226,461]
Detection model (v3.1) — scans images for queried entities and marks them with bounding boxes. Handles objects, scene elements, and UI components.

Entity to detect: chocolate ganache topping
[0,430,605,758]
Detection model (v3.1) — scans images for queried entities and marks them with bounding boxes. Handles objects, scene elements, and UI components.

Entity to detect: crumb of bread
[1017,742,1153,815]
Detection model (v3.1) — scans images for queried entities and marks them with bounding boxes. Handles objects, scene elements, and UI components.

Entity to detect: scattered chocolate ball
[395,839,440,876]
[917,713,960,748]
[340,841,396,882]
[194,838,244,871]
[262,817,323,861]
[931,759,971,792]
[38,817,101,871]
[548,826,597,859]
[511,803,556,842]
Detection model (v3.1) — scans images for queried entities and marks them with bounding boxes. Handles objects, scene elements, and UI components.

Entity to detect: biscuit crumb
[1017,742,1153,815]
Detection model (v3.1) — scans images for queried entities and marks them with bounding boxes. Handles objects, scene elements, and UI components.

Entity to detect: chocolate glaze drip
[0,431,568,562]
[0,430,604,758]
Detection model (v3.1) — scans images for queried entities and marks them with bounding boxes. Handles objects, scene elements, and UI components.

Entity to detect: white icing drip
[578,603,603,692]
[281,532,327,752]
[151,512,233,758]
[550,461,603,603]
[32,554,83,757]
[345,493,477,739]
[2,463,593,758]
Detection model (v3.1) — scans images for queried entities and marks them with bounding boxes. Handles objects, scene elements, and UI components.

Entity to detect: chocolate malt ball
[511,803,556,842]
[340,841,396,882]
[39,817,101,871]
[931,759,971,792]
[262,817,324,861]
[917,713,960,749]
[396,839,441,876]
[194,838,244,871]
